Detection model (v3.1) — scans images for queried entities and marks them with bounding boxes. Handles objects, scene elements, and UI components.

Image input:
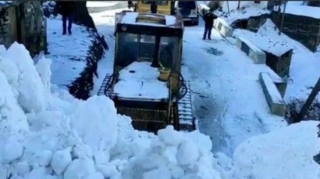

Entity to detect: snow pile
[233,121,320,179]
[0,43,222,179]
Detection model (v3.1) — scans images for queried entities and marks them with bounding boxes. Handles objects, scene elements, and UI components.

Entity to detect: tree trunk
[73,1,96,29]
[50,1,96,30]
[237,1,241,10]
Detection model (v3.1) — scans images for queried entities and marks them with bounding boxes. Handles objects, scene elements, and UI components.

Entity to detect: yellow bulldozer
[98,11,196,133]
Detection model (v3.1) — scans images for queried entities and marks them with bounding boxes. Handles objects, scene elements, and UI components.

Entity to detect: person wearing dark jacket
[128,1,133,9]
[56,1,76,35]
[203,11,217,40]
[150,1,157,13]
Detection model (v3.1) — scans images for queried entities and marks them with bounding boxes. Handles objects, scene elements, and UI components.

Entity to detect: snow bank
[0,43,222,179]
[233,121,320,179]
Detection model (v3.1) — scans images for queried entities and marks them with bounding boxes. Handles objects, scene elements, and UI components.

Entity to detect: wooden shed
[0,1,46,56]
[235,30,293,78]
[264,48,293,78]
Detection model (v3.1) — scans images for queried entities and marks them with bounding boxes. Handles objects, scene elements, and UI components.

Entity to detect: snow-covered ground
[0,2,320,178]
[45,17,93,89]
[182,20,288,155]
[1,42,319,179]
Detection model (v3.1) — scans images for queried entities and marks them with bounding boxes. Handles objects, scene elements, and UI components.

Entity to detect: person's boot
[209,37,211,40]
[62,31,66,35]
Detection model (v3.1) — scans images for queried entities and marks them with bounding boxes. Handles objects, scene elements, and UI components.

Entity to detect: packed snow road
[88,7,286,156]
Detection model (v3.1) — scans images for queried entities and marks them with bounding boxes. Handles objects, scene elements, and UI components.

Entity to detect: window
[117,33,180,69]
[116,33,139,67]
[138,35,156,61]
[177,1,196,9]
[158,37,179,69]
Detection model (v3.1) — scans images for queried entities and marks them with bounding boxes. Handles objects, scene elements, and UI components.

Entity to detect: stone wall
[231,13,269,33]
[0,1,46,57]
[271,11,320,52]
[0,6,16,47]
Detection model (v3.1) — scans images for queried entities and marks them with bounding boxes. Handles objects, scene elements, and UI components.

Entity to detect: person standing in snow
[150,1,158,13]
[203,10,217,40]
[56,1,76,35]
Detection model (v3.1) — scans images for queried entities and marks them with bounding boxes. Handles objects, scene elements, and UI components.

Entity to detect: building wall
[271,11,320,52]
[0,1,46,56]
[0,6,14,46]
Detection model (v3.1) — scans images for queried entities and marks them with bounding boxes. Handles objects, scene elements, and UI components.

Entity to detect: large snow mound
[233,121,320,179]
[0,43,222,179]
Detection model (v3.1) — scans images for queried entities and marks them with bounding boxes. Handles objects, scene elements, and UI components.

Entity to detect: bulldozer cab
[114,11,184,74]
[134,0,175,15]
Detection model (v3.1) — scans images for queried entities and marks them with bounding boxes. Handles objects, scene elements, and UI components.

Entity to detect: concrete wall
[235,36,266,64]
[259,72,286,116]
[271,11,320,52]
[213,17,234,37]
[0,1,46,56]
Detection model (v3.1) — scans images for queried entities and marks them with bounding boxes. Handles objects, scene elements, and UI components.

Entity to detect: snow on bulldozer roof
[117,11,183,28]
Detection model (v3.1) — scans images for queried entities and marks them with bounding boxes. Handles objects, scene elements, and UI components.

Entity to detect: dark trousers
[62,14,73,34]
[203,26,212,39]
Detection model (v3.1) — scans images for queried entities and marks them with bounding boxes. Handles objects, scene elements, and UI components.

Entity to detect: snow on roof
[233,19,293,56]
[0,44,222,178]
[120,12,178,27]
[45,18,93,88]
[284,1,320,19]
[113,61,169,99]
[233,121,320,179]
[221,4,270,25]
